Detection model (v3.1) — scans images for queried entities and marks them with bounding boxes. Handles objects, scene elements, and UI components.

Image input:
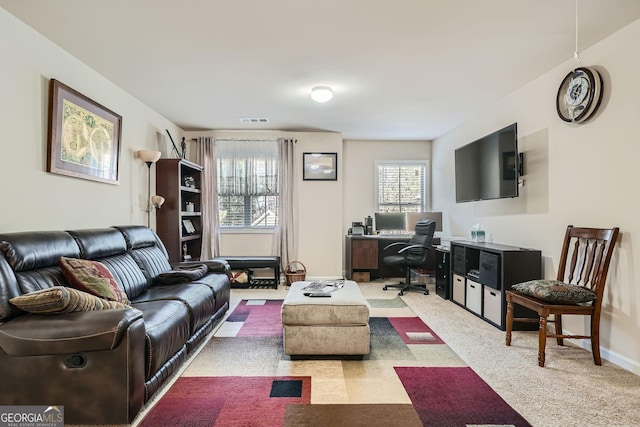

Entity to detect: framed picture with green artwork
[47,79,122,185]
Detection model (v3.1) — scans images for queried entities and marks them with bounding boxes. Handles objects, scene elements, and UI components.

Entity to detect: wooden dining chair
[505,225,619,367]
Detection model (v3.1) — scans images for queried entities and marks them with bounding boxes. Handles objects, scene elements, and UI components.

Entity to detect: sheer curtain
[194,137,220,258]
[216,139,278,208]
[196,136,296,266]
[272,138,297,270]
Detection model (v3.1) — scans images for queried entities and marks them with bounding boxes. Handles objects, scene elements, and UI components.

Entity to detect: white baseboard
[567,338,640,375]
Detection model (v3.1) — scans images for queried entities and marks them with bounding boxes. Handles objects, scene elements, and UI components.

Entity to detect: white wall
[343,139,432,227]
[0,9,180,231]
[433,19,640,373]
[298,133,344,278]
[184,130,344,279]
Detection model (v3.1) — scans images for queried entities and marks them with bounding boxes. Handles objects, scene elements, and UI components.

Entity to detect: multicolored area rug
[140,298,531,427]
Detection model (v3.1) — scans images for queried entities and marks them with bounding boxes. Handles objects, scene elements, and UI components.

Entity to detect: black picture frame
[303,152,338,181]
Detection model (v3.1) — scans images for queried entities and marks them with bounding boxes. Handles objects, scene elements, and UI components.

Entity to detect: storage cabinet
[352,239,378,269]
[450,241,541,330]
[435,248,451,299]
[156,159,203,263]
[345,236,379,280]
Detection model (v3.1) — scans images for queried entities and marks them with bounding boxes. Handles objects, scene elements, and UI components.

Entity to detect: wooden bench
[217,256,280,289]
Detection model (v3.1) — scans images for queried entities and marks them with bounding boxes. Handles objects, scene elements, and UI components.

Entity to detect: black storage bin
[452,245,466,275]
[479,251,500,289]
[435,249,451,299]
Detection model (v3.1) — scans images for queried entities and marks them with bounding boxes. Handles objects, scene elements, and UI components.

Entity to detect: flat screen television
[455,123,519,203]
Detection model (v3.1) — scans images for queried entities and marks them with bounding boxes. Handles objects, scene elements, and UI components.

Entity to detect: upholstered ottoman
[281,280,370,356]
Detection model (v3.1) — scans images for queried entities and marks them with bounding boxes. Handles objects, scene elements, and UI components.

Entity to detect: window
[216,139,278,228]
[376,161,428,212]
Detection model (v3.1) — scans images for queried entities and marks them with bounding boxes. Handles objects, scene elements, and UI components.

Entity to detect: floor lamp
[136,149,162,227]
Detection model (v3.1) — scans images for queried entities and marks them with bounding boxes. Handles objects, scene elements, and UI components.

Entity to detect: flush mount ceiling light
[310,86,333,103]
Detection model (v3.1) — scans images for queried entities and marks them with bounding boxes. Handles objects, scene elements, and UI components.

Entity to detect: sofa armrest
[0,308,143,356]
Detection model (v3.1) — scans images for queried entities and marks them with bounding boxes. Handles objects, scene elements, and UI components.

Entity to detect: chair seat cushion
[512,279,597,304]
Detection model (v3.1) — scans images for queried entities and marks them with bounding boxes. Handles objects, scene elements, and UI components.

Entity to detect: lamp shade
[136,149,162,163]
[151,195,165,208]
[310,86,334,103]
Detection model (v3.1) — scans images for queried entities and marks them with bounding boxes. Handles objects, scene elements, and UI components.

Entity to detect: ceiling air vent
[239,118,269,123]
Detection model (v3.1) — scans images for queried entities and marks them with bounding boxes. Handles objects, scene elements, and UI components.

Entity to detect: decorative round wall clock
[556,66,603,123]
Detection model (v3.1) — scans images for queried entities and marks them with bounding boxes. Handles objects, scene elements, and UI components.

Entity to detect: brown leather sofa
[0,225,230,424]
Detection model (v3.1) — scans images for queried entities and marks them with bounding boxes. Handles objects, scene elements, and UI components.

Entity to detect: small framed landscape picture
[47,79,122,185]
[303,152,338,181]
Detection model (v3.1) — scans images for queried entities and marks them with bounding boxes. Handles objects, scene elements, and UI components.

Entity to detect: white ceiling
[3,0,640,140]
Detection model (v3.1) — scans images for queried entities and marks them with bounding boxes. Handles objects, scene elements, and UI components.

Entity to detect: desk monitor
[374,212,407,232]
[407,212,443,232]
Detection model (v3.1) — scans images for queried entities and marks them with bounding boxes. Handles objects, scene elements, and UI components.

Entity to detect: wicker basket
[284,261,307,286]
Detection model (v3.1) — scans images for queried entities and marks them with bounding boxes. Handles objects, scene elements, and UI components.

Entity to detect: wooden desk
[345,235,439,280]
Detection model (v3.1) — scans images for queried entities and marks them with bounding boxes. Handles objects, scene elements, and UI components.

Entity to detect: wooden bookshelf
[155,159,203,263]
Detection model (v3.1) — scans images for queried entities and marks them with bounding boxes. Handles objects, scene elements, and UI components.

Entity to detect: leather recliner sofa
[0,225,231,424]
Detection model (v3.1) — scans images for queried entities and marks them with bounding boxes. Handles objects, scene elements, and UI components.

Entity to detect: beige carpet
[382,279,640,427]
[127,279,640,427]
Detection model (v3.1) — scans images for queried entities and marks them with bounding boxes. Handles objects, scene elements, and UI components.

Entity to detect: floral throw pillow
[60,257,130,305]
[512,279,597,304]
[9,286,129,314]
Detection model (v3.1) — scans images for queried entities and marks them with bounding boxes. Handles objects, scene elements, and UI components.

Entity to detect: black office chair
[382,219,436,296]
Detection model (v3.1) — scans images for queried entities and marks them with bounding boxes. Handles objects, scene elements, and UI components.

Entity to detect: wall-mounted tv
[455,123,519,203]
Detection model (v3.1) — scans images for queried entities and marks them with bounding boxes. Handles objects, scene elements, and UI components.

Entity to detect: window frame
[375,160,430,213]
[215,138,279,232]
[217,194,279,233]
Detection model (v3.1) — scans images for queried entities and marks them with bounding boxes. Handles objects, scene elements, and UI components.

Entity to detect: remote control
[304,292,331,297]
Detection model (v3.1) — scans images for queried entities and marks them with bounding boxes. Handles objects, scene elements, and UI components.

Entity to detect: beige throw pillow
[10,286,129,314]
